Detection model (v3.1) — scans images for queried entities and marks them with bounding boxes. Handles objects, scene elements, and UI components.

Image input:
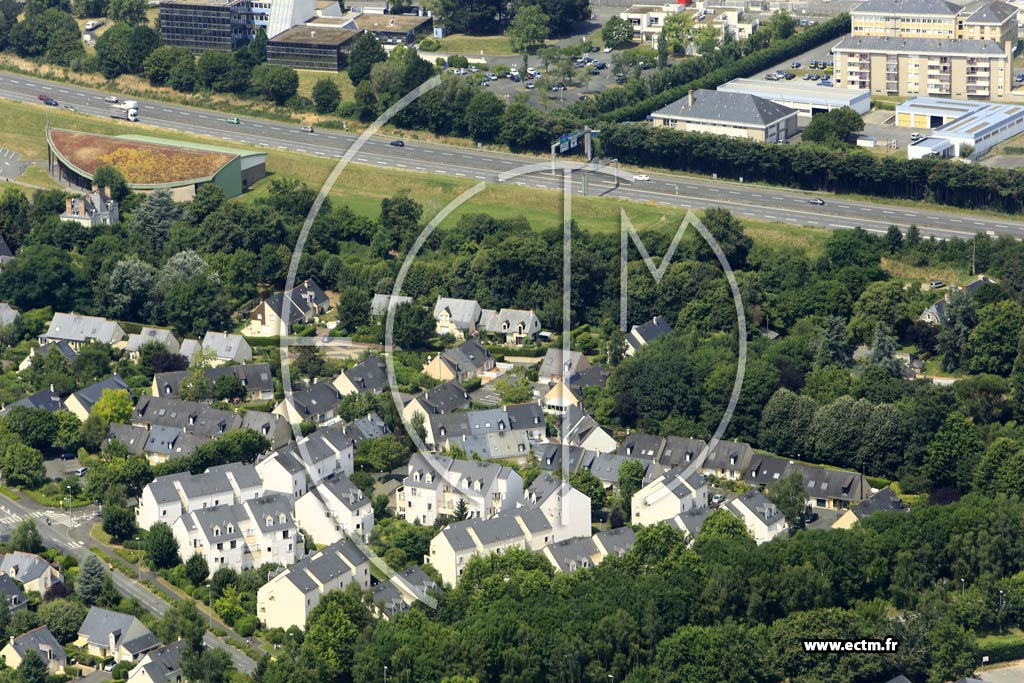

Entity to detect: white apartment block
[294,474,374,545]
[519,473,592,541]
[136,463,263,530]
[171,493,302,572]
[256,539,370,630]
[255,423,355,498]
[397,452,523,526]
[631,467,709,527]
[726,489,788,543]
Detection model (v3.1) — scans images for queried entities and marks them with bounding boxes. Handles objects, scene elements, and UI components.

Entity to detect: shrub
[419,37,441,52]
[235,614,258,637]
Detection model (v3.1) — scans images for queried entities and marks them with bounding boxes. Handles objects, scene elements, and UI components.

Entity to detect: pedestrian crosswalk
[0,515,19,525]
[65,540,85,549]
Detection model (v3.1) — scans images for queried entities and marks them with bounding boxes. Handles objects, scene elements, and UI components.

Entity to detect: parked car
[808,198,826,206]
[802,510,819,524]
[526,82,536,89]
[603,46,613,53]
[1016,73,1024,83]
[711,494,726,507]
[910,132,922,141]
[468,65,479,72]
[810,73,820,81]
[791,61,801,68]
[104,95,119,103]
[632,174,650,181]
[930,280,946,289]
[784,72,795,79]
[488,73,497,80]
[590,44,600,52]
[389,140,405,147]
[60,453,76,461]
[75,467,89,477]
[802,73,811,80]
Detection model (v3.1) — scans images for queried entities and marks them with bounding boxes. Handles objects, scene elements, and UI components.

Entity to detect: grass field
[295,70,356,102]
[436,33,538,56]
[881,257,965,286]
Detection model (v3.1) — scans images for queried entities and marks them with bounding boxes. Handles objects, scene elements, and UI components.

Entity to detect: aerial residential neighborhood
[0,0,1024,680]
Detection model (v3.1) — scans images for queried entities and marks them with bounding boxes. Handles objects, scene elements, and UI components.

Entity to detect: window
[230,540,236,549]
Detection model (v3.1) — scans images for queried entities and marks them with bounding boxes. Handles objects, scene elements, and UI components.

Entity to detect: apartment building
[294,474,374,545]
[255,421,356,497]
[631,467,709,527]
[397,452,523,526]
[136,463,263,530]
[256,539,370,629]
[834,0,1018,99]
[619,4,686,45]
[171,493,301,571]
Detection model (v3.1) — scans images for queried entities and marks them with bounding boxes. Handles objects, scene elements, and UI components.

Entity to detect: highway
[2,71,1023,240]
[0,494,256,674]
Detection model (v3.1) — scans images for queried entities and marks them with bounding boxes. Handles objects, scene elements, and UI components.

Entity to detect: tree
[178,367,213,402]
[301,589,364,681]
[144,45,193,86]
[661,12,694,55]
[91,388,134,425]
[92,165,130,202]
[569,469,607,512]
[801,107,865,146]
[355,435,408,472]
[867,322,903,377]
[464,91,504,143]
[251,63,299,105]
[212,374,246,402]
[618,459,644,517]
[391,303,433,349]
[107,0,147,24]
[146,522,181,569]
[2,406,58,450]
[95,24,160,78]
[130,189,179,253]
[492,375,533,404]
[0,245,86,311]
[196,51,249,93]
[0,442,45,489]
[967,299,1024,376]
[758,388,816,458]
[15,651,48,683]
[601,16,633,48]
[506,4,549,69]
[9,520,42,553]
[813,315,852,369]
[924,412,980,491]
[98,257,157,321]
[938,291,977,372]
[184,553,209,586]
[312,78,341,114]
[696,508,753,544]
[1010,328,1024,416]
[692,25,721,55]
[37,599,88,643]
[168,53,198,92]
[348,32,387,85]
[767,470,806,530]
[76,553,108,605]
[102,504,136,542]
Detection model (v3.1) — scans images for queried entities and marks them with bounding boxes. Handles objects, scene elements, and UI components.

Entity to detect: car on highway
[37,94,47,100]
[227,117,240,124]
[389,140,405,147]
[104,95,119,103]
[63,104,76,111]
[808,198,825,206]
[633,174,650,181]
[301,126,314,133]
[43,98,58,106]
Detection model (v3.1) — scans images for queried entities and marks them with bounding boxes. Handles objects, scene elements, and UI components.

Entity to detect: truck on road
[109,101,139,122]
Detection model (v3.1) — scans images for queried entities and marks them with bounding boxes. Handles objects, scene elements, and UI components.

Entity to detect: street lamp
[209,584,213,628]
[961,577,966,597]
[134,537,141,579]
[383,665,388,683]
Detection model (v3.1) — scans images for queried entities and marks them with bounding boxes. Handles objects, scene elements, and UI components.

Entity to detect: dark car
[590,45,600,52]
[60,453,77,461]
[43,98,58,106]
[595,62,607,69]
[802,510,819,524]
[389,140,405,147]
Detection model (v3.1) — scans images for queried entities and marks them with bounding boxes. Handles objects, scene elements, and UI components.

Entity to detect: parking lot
[44,454,83,482]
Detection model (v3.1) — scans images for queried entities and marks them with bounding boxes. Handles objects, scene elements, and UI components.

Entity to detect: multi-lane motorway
[2,71,1023,240]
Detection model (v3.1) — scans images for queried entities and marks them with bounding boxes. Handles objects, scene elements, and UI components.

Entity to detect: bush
[977,634,1024,664]
[419,37,441,52]
[336,100,358,118]
[462,377,482,392]
[235,614,258,637]
[447,54,469,69]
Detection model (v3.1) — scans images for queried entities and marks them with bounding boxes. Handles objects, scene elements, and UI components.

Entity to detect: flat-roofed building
[159,0,252,53]
[618,3,686,46]
[350,12,432,45]
[896,95,1024,156]
[267,25,360,70]
[717,78,872,116]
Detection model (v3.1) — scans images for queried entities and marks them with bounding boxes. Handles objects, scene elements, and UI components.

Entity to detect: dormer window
[213,526,221,537]
[266,516,273,526]
[227,524,234,534]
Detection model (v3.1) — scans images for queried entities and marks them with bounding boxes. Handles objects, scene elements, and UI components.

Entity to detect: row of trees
[425,0,589,37]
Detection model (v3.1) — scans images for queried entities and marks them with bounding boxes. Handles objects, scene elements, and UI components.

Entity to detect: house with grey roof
[543,364,610,415]
[0,303,18,329]
[39,312,125,350]
[152,363,275,402]
[136,462,263,530]
[584,451,658,489]
[650,89,798,143]
[834,487,907,529]
[399,452,524,526]
[371,565,439,620]
[0,238,13,268]
[625,316,673,357]
[428,404,541,459]
[520,472,591,540]
[727,489,787,543]
[538,349,591,383]
[479,308,541,346]
[17,340,77,373]
[542,526,635,573]
[1,626,66,673]
[75,607,159,663]
[256,421,357,498]
[244,279,329,337]
[632,467,709,527]
[197,332,252,366]
[65,374,130,421]
[124,327,180,361]
[0,552,63,595]
[171,492,301,572]
[295,473,373,545]
[126,640,186,683]
[2,387,64,414]
[701,439,755,480]
[273,380,343,426]
[370,293,413,318]
[0,574,26,612]
[558,405,617,453]
[334,354,388,396]
[742,452,867,511]
[256,539,370,629]
[921,275,997,325]
[423,338,496,383]
[537,443,591,478]
[402,381,471,438]
[433,297,482,339]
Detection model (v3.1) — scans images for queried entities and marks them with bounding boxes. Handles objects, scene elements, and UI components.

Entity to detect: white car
[632,174,650,181]
[104,96,119,103]
[603,46,613,53]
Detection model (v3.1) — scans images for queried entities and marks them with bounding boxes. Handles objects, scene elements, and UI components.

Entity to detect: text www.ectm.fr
[802,639,900,653]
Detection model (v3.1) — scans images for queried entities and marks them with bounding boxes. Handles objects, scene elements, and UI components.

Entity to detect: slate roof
[433,297,481,330]
[729,489,785,526]
[124,327,178,354]
[5,388,63,413]
[854,0,962,13]
[595,526,635,557]
[559,405,609,449]
[341,355,388,394]
[370,294,412,317]
[33,341,78,364]
[964,0,1016,22]
[344,412,388,443]
[415,380,470,415]
[627,316,673,349]
[281,539,368,593]
[200,332,250,361]
[537,442,589,476]
[703,439,754,472]
[0,303,18,328]
[506,402,544,431]
[42,312,124,345]
[851,487,906,519]
[833,35,1007,55]
[539,349,588,379]
[0,237,12,262]
[0,573,25,604]
[479,308,541,337]
[545,536,600,573]
[617,433,664,460]
[129,641,186,683]
[653,90,797,126]
[153,363,274,399]
[318,474,367,512]
[285,381,342,419]
[371,581,407,618]
[78,607,158,656]
[260,279,328,323]
[585,452,654,485]
[133,396,241,438]
[659,436,707,469]
[7,626,64,662]
[69,375,130,414]
[436,339,493,376]
[672,506,711,538]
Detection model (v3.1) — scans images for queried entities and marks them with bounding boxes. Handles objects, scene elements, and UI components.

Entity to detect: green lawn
[436,33,537,57]
[295,70,356,102]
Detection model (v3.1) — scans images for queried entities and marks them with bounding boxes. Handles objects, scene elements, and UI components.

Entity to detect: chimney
[65,198,72,214]
[688,90,693,107]
[104,186,112,200]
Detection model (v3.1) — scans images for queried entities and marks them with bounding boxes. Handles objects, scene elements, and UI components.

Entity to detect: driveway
[980,661,1024,682]
[0,149,23,181]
